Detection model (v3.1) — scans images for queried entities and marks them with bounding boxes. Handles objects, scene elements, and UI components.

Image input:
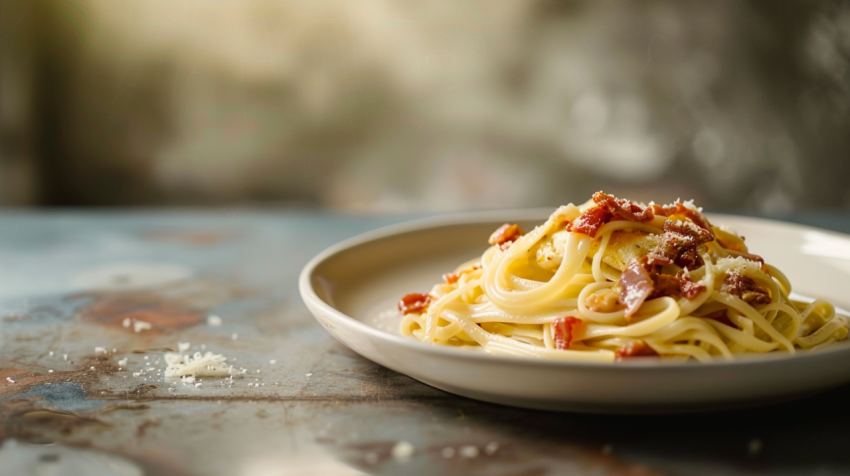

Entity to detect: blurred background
[0,0,849,213]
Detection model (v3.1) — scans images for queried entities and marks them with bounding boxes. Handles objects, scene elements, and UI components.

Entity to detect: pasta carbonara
[398,192,849,363]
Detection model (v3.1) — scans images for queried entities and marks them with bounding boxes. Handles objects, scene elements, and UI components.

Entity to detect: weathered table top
[2,210,850,476]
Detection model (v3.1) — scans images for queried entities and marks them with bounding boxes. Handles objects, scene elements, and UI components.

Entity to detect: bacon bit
[659,202,714,236]
[721,271,771,306]
[568,191,658,237]
[398,293,432,315]
[649,274,681,299]
[618,261,654,319]
[592,192,655,223]
[677,271,706,299]
[619,256,706,311]
[489,224,524,248]
[552,316,582,350]
[647,203,667,217]
[567,206,613,238]
[702,309,735,328]
[655,220,714,270]
[615,341,659,360]
[644,254,672,267]
[443,264,482,284]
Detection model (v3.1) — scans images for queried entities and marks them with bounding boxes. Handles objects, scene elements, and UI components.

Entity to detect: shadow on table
[312,379,850,476]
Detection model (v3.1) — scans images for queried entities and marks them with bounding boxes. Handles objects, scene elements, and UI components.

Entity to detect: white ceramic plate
[299,211,850,413]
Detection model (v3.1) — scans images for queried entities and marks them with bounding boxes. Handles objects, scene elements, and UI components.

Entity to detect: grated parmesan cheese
[164,351,234,378]
[122,317,132,328]
[133,320,152,332]
[6,377,15,383]
[207,315,223,326]
[94,347,106,353]
[178,342,191,352]
[118,358,128,367]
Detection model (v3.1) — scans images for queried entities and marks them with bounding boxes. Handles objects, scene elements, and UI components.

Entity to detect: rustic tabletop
[1,210,850,476]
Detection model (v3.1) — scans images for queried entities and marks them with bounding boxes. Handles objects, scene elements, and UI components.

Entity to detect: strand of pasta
[711,292,795,352]
[484,232,591,310]
[442,310,615,362]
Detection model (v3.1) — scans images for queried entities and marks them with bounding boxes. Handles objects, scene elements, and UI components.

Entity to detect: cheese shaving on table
[164,351,234,378]
[133,320,152,332]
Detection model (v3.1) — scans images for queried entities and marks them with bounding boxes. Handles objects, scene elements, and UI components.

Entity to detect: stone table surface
[1,210,850,476]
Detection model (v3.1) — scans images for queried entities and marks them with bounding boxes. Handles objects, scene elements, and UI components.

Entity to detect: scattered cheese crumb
[90,366,95,371]
[133,320,152,332]
[748,439,762,456]
[48,370,53,374]
[306,373,312,377]
[207,315,223,327]
[459,446,479,458]
[442,447,455,458]
[181,375,195,384]
[63,354,67,361]
[164,351,234,378]
[178,342,191,352]
[49,351,53,356]
[484,442,499,455]
[269,360,276,364]
[392,441,414,460]
[231,333,238,340]
[95,347,106,353]
[6,377,15,383]
[122,317,132,328]
[195,382,202,388]
[118,358,128,367]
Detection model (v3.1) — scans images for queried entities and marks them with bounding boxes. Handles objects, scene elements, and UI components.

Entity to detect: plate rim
[299,209,850,371]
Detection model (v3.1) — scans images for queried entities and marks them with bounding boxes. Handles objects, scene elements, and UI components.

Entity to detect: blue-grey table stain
[1,210,849,476]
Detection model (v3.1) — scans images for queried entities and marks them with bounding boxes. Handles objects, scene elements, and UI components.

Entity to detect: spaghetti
[398,192,849,362]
